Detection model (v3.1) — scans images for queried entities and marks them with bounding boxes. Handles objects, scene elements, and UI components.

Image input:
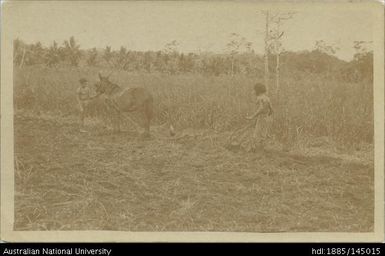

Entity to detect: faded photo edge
[1,0,384,242]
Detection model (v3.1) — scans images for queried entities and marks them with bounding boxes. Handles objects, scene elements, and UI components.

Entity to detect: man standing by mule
[77,78,91,132]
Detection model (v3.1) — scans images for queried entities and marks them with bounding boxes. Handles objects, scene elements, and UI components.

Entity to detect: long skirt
[251,115,270,150]
[228,115,271,151]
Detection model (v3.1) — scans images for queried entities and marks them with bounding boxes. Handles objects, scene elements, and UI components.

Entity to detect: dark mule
[95,73,154,136]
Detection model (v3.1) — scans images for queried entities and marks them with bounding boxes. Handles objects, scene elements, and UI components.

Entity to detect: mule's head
[95,72,113,95]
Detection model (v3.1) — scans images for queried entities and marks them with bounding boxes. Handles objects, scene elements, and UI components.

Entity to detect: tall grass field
[14,65,373,148]
[13,65,374,232]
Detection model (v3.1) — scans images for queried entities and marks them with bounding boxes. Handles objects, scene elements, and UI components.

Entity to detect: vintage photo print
[1,0,384,242]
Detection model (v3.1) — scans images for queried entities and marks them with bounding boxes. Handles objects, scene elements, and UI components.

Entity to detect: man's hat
[79,78,88,84]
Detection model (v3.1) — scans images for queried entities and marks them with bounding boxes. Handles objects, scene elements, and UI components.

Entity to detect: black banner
[0,243,384,256]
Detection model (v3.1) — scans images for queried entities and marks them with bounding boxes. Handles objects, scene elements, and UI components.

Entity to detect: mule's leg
[116,112,121,133]
[142,116,150,137]
[142,98,153,137]
[111,110,121,133]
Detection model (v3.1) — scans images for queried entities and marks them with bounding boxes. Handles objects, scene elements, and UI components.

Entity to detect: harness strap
[104,98,141,132]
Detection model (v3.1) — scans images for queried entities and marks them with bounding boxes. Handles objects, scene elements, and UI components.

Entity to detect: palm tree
[45,41,61,67]
[87,48,98,66]
[63,36,81,66]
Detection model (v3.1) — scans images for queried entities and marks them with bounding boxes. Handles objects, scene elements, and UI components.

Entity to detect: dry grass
[14,66,373,148]
[14,113,374,232]
[13,66,374,232]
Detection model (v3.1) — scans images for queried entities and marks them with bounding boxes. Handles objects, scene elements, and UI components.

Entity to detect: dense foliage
[13,37,372,82]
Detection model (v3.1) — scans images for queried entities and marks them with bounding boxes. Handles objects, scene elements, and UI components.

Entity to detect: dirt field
[14,113,374,232]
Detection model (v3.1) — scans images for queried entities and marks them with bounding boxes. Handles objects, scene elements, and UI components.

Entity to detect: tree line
[13,36,373,82]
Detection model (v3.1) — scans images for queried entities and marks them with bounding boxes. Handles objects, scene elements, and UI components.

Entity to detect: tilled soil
[14,114,374,232]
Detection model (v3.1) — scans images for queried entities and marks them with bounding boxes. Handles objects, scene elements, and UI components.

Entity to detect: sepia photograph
[1,0,384,242]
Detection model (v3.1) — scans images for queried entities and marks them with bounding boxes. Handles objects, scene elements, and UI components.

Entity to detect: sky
[7,1,374,61]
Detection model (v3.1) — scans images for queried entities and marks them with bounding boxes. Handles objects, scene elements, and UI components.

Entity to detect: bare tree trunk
[264,11,270,89]
[231,56,234,76]
[276,52,280,94]
[275,21,281,95]
[19,46,26,68]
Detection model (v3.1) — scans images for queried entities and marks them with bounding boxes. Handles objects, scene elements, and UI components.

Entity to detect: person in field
[245,82,273,151]
[77,78,91,132]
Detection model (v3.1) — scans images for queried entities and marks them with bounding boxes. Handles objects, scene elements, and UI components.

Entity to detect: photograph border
[1,0,384,242]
